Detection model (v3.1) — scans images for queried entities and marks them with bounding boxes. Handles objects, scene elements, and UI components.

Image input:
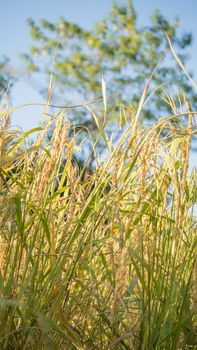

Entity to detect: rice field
[0,68,196,349]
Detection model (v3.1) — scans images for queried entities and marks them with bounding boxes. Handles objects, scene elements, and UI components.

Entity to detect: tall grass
[0,86,196,348]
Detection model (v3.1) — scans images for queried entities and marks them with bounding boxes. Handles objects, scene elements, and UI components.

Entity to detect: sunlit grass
[0,86,196,349]
[0,42,197,348]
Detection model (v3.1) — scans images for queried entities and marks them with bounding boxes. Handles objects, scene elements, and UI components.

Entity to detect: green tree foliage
[0,57,11,94]
[23,0,195,136]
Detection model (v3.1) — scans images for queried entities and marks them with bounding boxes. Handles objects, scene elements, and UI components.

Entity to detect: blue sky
[0,0,197,156]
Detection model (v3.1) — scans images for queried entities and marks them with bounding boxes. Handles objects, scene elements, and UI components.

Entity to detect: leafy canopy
[23,0,195,125]
[0,57,12,94]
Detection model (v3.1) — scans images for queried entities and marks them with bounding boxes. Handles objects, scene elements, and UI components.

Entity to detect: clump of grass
[0,42,197,348]
[0,88,196,349]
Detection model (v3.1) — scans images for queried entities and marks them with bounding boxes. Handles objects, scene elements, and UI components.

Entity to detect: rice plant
[0,74,196,349]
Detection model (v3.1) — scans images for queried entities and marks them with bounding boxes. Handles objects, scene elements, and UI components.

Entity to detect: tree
[23,0,195,140]
[0,57,12,94]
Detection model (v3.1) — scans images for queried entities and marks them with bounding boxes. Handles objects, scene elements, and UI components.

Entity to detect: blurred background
[0,0,196,166]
